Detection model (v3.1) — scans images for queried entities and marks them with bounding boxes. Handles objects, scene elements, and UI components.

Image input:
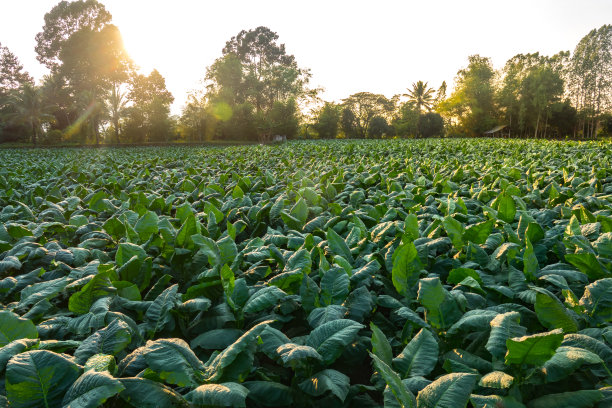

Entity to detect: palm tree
[5,84,54,145]
[74,90,103,145]
[404,81,435,113]
[106,83,127,144]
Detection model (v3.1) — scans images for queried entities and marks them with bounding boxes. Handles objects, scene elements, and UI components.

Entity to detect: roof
[483,125,507,134]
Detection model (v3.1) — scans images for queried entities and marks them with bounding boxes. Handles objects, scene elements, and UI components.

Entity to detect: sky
[1,0,611,114]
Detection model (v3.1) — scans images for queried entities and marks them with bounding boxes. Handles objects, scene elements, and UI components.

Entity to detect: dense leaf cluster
[0,139,610,407]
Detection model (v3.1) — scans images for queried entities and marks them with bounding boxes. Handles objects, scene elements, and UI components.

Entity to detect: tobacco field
[0,139,611,408]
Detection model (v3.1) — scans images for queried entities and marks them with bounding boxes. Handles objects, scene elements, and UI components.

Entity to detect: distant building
[483,125,508,138]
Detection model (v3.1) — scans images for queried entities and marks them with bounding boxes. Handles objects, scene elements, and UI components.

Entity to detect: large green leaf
[204,322,269,383]
[19,277,68,308]
[371,353,416,408]
[447,310,498,335]
[417,277,462,329]
[308,305,347,328]
[243,381,293,407]
[326,228,354,264]
[118,377,190,408]
[495,192,516,223]
[143,284,179,335]
[464,219,495,245]
[393,328,438,378]
[6,350,81,408]
[0,311,37,347]
[115,243,146,267]
[392,242,423,298]
[276,343,322,367]
[486,311,526,361]
[527,390,602,408]
[320,267,350,305]
[190,328,244,350]
[140,338,205,386]
[83,354,116,373]
[0,339,39,374]
[306,319,364,365]
[442,216,464,249]
[185,383,249,408]
[74,319,132,364]
[534,288,578,333]
[478,371,514,389]
[371,322,393,367]
[69,273,115,316]
[62,370,125,408]
[505,329,563,366]
[579,278,612,322]
[243,286,287,314]
[565,253,609,280]
[415,372,478,408]
[134,211,159,242]
[542,346,603,382]
[299,369,351,402]
[561,333,612,368]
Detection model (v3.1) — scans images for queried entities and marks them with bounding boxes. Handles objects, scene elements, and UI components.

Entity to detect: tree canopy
[1,3,611,145]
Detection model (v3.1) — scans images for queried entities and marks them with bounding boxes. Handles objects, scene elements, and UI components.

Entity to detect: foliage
[123,70,174,143]
[0,139,610,407]
[417,112,444,138]
[312,102,340,139]
[203,26,314,141]
[405,81,435,114]
[438,55,497,136]
[341,92,394,138]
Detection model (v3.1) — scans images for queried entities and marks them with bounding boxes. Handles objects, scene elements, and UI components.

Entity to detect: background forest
[0,0,611,145]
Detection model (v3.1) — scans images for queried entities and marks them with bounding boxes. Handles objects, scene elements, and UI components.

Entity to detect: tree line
[0,0,611,145]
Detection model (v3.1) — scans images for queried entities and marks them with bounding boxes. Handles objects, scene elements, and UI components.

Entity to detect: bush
[43,129,63,145]
[418,112,445,138]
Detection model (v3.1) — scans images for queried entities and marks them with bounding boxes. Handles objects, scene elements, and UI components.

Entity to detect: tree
[180,93,210,142]
[106,83,127,144]
[549,101,577,138]
[569,24,612,138]
[405,81,435,113]
[35,0,112,70]
[497,53,543,137]
[264,98,299,138]
[203,26,314,140]
[124,70,174,143]
[312,102,340,139]
[5,84,55,145]
[341,92,394,138]
[520,65,564,138]
[417,112,445,138]
[0,43,33,142]
[392,102,419,137]
[434,81,447,109]
[221,26,312,112]
[439,55,497,136]
[368,116,391,138]
[0,43,33,94]
[218,103,257,141]
[58,24,132,144]
[341,107,357,138]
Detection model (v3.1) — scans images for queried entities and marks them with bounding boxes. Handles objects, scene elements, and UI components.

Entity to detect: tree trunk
[534,111,540,139]
[31,121,37,146]
[114,118,120,145]
[93,117,100,146]
[543,110,548,139]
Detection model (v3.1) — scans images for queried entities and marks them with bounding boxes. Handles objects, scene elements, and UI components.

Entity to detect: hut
[483,125,508,138]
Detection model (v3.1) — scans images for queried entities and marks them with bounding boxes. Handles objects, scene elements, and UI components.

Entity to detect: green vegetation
[0,139,610,407]
[1,1,612,144]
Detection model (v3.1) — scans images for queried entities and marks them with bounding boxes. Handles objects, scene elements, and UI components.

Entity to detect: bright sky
[1,0,611,114]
